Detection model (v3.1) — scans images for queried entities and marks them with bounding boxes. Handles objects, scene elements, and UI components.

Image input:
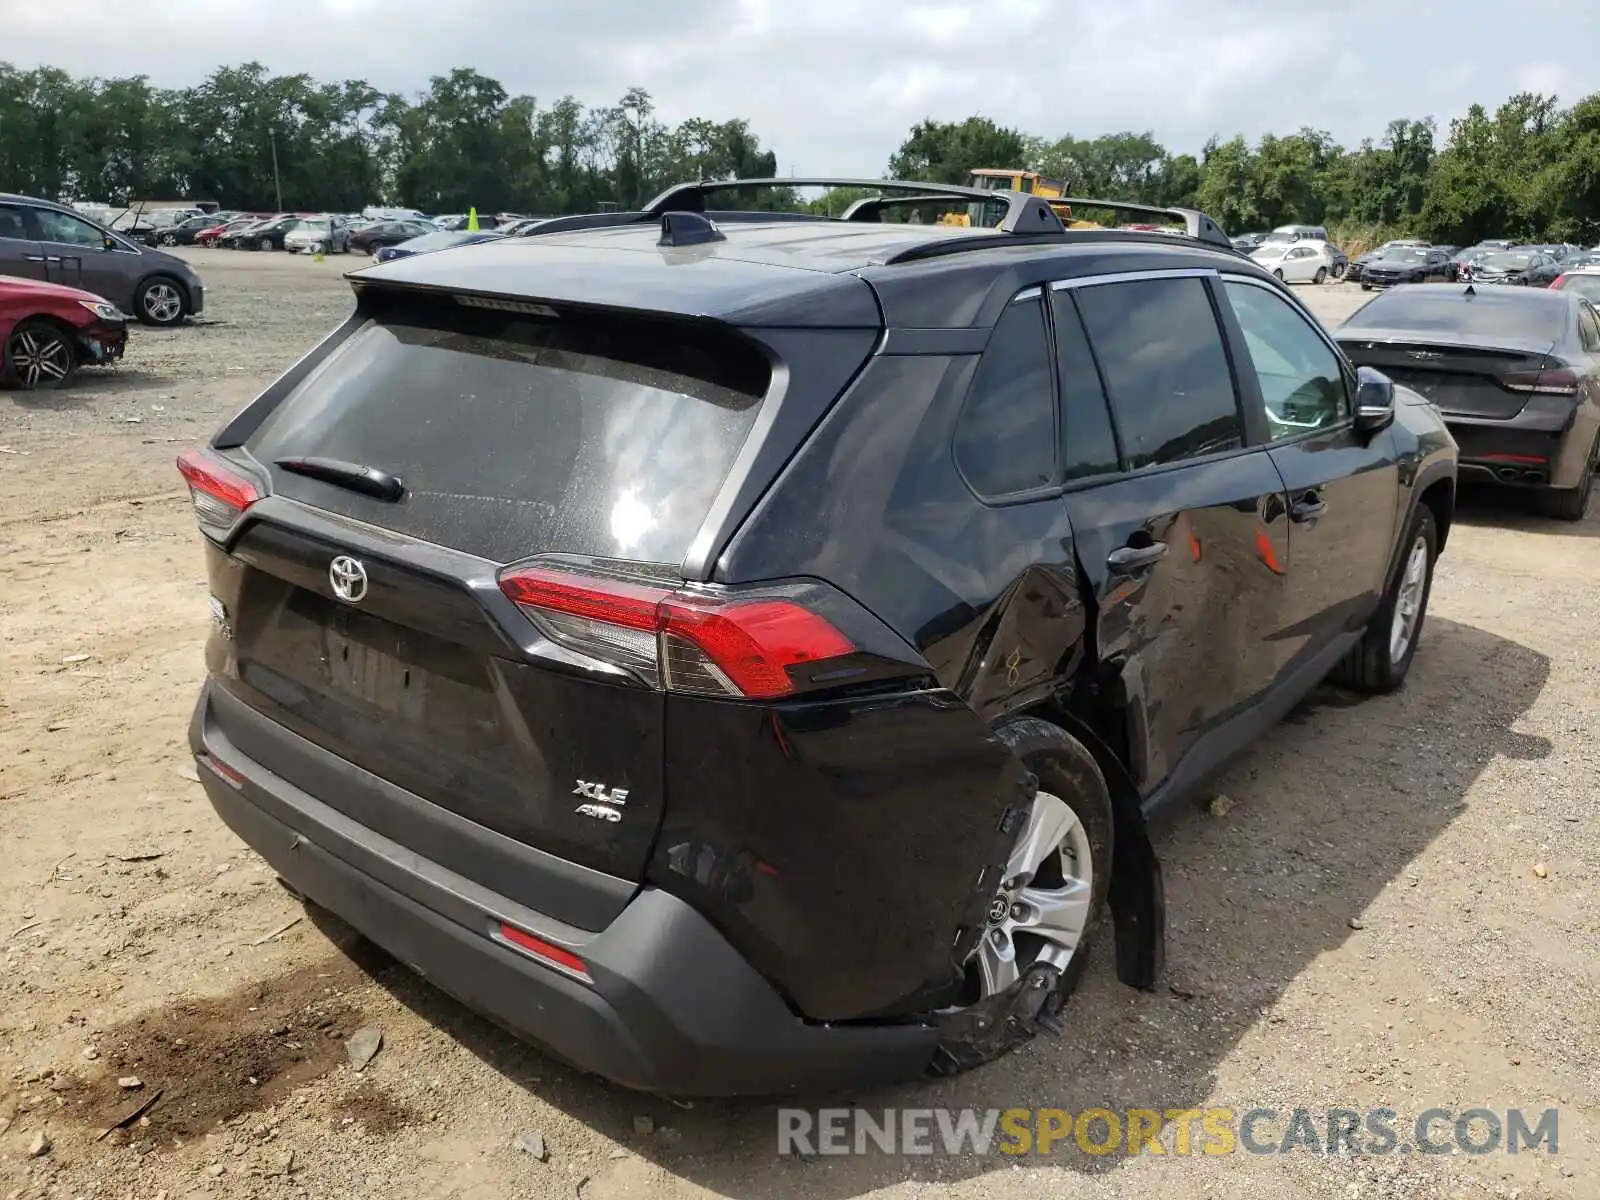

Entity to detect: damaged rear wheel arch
[927,715,1120,1076]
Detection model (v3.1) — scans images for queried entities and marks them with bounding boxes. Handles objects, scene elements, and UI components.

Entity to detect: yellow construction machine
[937,169,1104,229]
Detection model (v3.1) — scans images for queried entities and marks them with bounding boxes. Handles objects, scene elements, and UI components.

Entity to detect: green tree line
[888,96,1600,247]
[5,60,1597,247]
[0,62,779,215]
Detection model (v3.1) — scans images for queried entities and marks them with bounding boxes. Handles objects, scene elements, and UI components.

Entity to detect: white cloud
[3,0,1595,177]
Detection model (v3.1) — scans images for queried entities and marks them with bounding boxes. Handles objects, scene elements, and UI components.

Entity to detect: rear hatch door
[207,286,826,891]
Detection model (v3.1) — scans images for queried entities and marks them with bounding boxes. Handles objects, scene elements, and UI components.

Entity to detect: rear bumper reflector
[493,922,593,985]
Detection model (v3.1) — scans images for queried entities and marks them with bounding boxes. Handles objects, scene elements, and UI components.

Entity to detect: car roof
[476,218,988,274]
[352,176,1247,330]
[355,217,1254,326]
[0,192,77,214]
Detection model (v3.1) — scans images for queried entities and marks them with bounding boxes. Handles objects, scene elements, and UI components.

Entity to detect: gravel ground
[1,250,1596,1200]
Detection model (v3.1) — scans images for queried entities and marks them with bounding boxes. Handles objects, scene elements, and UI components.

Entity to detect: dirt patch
[328,1085,419,1137]
[51,957,373,1146]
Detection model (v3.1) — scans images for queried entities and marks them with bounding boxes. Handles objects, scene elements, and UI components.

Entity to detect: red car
[1,275,128,390]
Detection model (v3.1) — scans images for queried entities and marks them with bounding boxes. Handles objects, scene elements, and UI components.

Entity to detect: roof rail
[506,176,1233,253]
[839,193,977,221]
[1054,197,1230,249]
[641,177,1066,236]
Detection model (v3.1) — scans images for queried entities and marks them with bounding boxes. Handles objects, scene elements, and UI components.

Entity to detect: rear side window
[248,301,769,565]
[1051,292,1121,481]
[953,295,1058,499]
[1074,277,1243,469]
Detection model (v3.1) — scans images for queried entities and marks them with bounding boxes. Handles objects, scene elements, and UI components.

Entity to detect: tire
[134,275,187,327]
[1314,267,1328,284]
[159,233,178,246]
[1361,283,1372,291]
[1274,269,1285,281]
[1331,506,1438,694]
[257,236,274,252]
[2,319,78,390]
[1540,436,1597,520]
[928,717,1113,1076]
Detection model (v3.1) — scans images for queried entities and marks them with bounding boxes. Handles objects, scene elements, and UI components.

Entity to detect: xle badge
[574,779,629,822]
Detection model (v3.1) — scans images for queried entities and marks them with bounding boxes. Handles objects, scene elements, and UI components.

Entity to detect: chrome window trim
[1050,267,1218,291]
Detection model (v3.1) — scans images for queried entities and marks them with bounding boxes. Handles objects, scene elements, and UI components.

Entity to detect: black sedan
[1337,285,1600,519]
[1460,248,1554,285]
[348,219,438,255]
[222,214,303,251]
[157,214,233,247]
[1360,246,1454,289]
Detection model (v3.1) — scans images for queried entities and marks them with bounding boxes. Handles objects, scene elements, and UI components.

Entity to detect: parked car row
[2,190,214,389]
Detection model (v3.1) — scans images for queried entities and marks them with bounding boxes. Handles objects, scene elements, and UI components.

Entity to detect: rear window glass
[248,303,769,565]
[1341,290,1567,341]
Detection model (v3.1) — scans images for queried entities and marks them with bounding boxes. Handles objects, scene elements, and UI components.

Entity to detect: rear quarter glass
[246,303,770,566]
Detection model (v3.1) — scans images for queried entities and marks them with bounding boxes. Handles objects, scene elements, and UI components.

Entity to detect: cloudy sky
[7,0,1597,175]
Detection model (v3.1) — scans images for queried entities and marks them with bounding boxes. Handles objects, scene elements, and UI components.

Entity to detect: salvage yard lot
[1,248,1596,1200]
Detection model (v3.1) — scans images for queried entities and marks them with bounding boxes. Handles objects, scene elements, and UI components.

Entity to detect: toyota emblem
[329,555,368,603]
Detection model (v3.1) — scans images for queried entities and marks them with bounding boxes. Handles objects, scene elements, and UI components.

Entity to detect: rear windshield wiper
[275,456,405,502]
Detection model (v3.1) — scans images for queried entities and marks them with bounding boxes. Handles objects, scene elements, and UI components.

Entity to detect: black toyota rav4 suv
[181,179,1457,1096]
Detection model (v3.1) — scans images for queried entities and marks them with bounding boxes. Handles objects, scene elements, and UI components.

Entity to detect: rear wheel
[1541,438,1597,521]
[928,718,1111,1076]
[257,236,274,252]
[1331,507,1437,693]
[1273,268,1285,281]
[3,319,77,390]
[1313,267,1328,284]
[135,276,186,326]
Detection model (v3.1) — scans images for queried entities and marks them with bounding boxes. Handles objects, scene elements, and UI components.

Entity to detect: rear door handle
[1107,542,1168,573]
[23,254,45,262]
[1290,491,1327,522]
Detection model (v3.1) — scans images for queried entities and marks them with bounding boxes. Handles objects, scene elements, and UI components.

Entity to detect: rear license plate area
[323,619,428,719]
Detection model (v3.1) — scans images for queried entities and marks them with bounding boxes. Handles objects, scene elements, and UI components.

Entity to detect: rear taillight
[1550,274,1567,289]
[498,565,855,700]
[1502,367,1582,395]
[177,448,260,535]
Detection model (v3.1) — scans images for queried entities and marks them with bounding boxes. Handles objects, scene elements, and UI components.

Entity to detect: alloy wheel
[1388,535,1429,664]
[958,790,1094,1003]
[143,283,183,324]
[7,326,73,388]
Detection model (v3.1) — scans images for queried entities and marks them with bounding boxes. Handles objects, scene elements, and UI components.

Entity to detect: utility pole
[269,129,283,212]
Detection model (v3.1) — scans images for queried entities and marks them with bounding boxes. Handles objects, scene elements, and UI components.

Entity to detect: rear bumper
[188,679,938,1096]
[1445,399,1594,489]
